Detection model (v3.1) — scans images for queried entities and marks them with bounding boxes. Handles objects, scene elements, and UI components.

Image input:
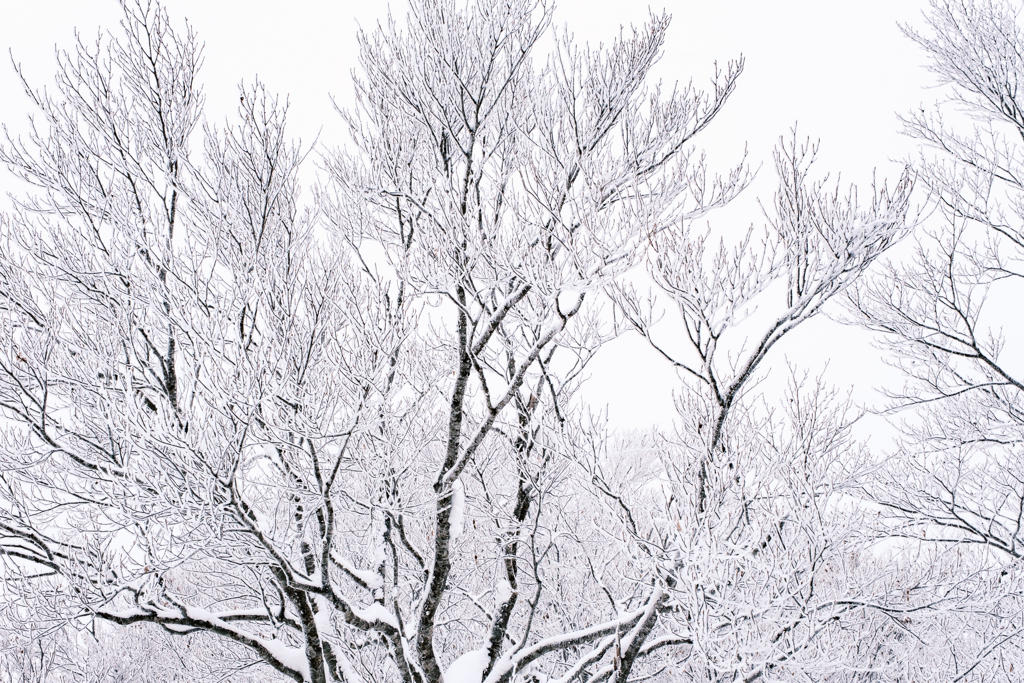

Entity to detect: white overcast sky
[0,0,938,430]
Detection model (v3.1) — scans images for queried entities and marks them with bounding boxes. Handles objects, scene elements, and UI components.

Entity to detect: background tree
[848,0,1024,678]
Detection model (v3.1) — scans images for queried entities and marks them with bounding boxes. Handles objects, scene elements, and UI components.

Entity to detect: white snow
[334,552,384,590]
[449,478,465,540]
[262,638,311,681]
[444,648,489,683]
[354,601,399,630]
[167,603,311,681]
[372,540,387,568]
[337,652,369,683]
[313,595,333,635]
[494,578,513,605]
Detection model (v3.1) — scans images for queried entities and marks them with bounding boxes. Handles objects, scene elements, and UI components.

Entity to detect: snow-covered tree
[0,0,966,681]
[848,0,1024,677]
[0,0,745,680]
[605,128,916,680]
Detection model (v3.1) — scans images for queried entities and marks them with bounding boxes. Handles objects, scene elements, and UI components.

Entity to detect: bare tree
[604,129,916,680]
[848,0,1024,677]
[0,0,760,681]
[9,0,980,680]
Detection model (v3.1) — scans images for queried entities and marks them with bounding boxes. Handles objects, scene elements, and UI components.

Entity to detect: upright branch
[614,131,911,515]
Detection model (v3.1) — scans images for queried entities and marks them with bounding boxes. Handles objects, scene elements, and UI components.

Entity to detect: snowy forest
[0,0,1022,680]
